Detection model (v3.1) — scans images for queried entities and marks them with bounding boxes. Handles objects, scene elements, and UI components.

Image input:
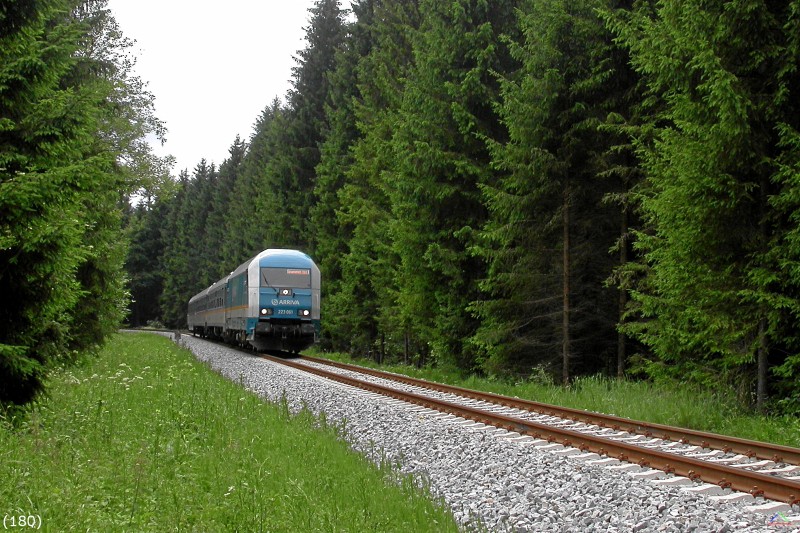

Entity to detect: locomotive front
[247,249,320,353]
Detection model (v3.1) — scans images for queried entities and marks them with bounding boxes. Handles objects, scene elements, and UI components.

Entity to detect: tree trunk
[617,205,629,378]
[756,175,769,411]
[562,185,571,386]
[757,318,767,412]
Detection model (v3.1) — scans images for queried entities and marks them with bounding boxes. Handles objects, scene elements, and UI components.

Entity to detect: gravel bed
[294,360,710,456]
[169,333,796,532]
[295,359,800,482]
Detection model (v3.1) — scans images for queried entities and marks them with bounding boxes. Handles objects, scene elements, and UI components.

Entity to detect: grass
[310,350,800,448]
[0,333,458,532]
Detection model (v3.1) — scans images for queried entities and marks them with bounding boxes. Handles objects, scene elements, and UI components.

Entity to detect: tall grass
[0,334,458,532]
[312,350,800,448]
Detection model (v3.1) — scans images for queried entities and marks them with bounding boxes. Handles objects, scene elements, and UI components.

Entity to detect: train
[187,249,320,353]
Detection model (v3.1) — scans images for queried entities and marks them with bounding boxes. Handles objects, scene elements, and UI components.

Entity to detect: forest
[4,0,800,415]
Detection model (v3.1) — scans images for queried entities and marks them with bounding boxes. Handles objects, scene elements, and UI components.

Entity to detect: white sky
[107,0,318,174]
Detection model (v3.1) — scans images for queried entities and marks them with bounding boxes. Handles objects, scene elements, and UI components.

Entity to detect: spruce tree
[277,0,346,248]
[1,0,164,405]
[388,0,519,370]
[330,0,422,358]
[206,136,245,279]
[475,0,626,381]
[126,198,168,327]
[609,0,800,409]
[159,171,194,327]
[222,101,284,262]
[310,0,375,351]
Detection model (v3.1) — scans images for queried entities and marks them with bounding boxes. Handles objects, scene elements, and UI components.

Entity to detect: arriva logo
[271,299,301,306]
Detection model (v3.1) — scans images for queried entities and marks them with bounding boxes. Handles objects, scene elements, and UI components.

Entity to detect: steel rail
[301,356,800,466]
[260,354,800,505]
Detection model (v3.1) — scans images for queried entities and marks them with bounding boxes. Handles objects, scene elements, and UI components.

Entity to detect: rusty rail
[302,356,800,466]
[260,354,800,505]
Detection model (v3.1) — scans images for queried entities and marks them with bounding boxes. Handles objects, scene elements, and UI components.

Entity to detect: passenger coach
[187,249,320,353]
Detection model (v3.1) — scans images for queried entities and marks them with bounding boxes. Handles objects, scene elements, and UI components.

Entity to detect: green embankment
[0,333,458,532]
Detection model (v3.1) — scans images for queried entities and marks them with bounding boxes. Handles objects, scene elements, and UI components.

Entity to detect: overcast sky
[106,0,319,174]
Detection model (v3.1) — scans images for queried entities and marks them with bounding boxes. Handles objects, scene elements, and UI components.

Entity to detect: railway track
[257,353,800,507]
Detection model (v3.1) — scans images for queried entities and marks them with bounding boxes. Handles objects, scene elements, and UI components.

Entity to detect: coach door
[225,284,231,326]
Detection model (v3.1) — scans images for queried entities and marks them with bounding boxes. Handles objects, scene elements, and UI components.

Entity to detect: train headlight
[260,308,273,316]
[299,309,311,317]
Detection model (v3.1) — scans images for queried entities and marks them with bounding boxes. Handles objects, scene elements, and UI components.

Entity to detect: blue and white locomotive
[187,249,320,353]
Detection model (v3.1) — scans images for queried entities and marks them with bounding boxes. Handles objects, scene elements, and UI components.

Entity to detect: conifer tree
[188,159,217,286]
[388,0,519,369]
[222,101,284,263]
[475,0,626,381]
[609,0,800,409]
[310,0,375,351]
[126,198,168,327]
[159,171,195,327]
[205,136,245,279]
[1,0,164,405]
[277,0,346,248]
[328,0,422,358]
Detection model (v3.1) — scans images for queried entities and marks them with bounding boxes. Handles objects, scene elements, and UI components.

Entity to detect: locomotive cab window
[261,267,311,289]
